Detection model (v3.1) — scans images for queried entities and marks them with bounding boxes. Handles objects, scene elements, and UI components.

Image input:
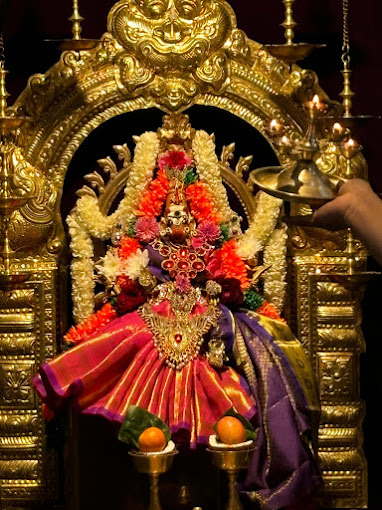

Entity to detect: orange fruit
[216,416,246,444]
[138,426,166,452]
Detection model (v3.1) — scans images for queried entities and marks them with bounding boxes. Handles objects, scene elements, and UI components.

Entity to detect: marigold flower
[136,170,170,218]
[118,237,141,260]
[257,301,285,322]
[64,303,117,346]
[186,182,222,224]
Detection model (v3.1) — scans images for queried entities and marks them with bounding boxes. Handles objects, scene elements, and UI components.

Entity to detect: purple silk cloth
[232,312,322,510]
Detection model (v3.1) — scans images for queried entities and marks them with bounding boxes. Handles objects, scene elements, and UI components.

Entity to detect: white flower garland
[237,191,282,259]
[67,213,96,323]
[262,223,288,311]
[68,131,159,323]
[75,131,160,240]
[192,130,234,222]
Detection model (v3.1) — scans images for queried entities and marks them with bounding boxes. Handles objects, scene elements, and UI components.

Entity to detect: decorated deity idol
[33,116,321,509]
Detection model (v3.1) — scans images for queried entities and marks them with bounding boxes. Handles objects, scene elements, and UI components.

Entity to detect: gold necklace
[151,238,213,280]
[139,302,221,370]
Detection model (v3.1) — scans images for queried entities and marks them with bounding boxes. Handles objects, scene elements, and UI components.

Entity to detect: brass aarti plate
[45,39,100,51]
[263,43,325,64]
[252,166,341,207]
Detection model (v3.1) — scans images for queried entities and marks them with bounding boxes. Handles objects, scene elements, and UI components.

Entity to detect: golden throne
[0,0,368,508]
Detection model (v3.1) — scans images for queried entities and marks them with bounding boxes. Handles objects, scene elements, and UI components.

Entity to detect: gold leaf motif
[0,364,34,406]
[0,460,39,480]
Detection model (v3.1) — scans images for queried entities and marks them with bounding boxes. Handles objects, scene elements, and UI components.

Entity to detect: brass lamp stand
[0,57,34,284]
[208,445,255,510]
[129,449,178,510]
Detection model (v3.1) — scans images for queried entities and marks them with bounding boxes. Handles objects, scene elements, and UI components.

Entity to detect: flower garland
[68,131,159,323]
[65,303,117,346]
[67,213,96,323]
[118,237,142,260]
[262,223,288,312]
[257,301,285,322]
[237,191,282,259]
[186,181,222,224]
[192,130,234,222]
[75,132,160,240]
[136,169,170,218]
[207,239,250,291]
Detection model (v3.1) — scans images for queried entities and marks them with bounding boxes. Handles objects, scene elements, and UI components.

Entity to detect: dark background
[2,1,382,509]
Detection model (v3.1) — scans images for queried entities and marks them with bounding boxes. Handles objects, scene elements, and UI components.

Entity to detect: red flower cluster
[115,281,146,315]
[137,170,170,218]
[186,182,222,224]
[118,236,141,260]
[64,303,117,346]
[207,240,249,290]
[158,150,192,171]
[257,301,285,322]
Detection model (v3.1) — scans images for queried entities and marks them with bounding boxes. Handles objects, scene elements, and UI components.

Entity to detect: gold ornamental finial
[69,0,84,41]
[46,0,99,52]
[0,35,9,118]
[339,0,354,117]
[281,0,297,46]
[263,0,324,65]
[0,60,9,119]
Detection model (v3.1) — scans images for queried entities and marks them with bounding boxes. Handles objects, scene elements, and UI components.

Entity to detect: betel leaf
[213,407,257,442]
[118,405,171,449]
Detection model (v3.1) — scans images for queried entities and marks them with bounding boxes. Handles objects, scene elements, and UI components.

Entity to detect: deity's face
[161,204,193,243]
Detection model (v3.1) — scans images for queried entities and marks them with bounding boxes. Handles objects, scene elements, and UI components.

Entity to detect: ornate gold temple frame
[0,0,368,508]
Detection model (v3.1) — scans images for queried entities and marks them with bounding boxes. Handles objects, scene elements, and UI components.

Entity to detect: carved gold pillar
[0,261,61,507]
[287,251,367,509]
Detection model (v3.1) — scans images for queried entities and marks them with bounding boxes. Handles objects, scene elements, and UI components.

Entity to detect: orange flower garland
[257,301,285,322]
[186,182,222,224]
[64,303,117,346]
[220,240,250,290]
[136,170,170,218]
[118,236,142,260]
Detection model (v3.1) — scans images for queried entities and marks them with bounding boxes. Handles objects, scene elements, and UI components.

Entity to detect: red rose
[116,275,135,292]
[115,285,146,315]
[217,278,243,305]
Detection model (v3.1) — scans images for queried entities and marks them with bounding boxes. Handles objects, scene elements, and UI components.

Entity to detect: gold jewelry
[139,302,221,370]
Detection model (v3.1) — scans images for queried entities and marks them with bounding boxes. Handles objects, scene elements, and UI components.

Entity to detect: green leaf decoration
[213,407,257,442]
[220,224,230,242]
[184,168,198,185]
[127,217,138,237]
[118,405,171,449]
[243,288,264,311]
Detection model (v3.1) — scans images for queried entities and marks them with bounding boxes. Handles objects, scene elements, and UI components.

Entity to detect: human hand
[312,179,376,229]
[313,178,382,265]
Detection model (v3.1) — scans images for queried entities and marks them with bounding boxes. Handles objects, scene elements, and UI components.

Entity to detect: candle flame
[346,138,357,147]
[333,122,344,134]
[312,95,320,108]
